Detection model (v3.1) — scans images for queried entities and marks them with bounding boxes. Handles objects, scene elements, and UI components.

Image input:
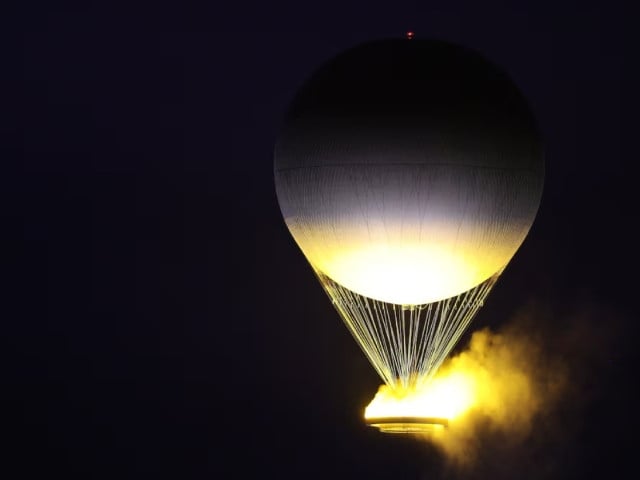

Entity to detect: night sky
[13,3,638,479]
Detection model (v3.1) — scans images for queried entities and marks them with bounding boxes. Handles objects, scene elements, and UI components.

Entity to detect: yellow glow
[363,325,563,456]
[286,219,525,304]
[365,371,476,423]
[313,243,483,306]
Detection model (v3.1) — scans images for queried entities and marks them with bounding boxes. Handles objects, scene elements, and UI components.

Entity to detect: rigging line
[390,306,405,383]
[435,290,473,355]
[319,270,500,390]
[409,307,420,382]
[418,301,440,380]
[416,302,438,377]
[330,281,391,383]
[387,305,402,386]
[413,310,429,379]
[398,306,412,387]
[421,309,439,379]
[431,290,478,369]
[388,305,405,388]
[364,296,393,378]
[374,298,402,382]
[411,307,421,378]
[400,307,408,382]
[430,297,451,364]
[358,295,394,381]
[429,276,497,373]
[409,306,420,374]
[349,290,393,381]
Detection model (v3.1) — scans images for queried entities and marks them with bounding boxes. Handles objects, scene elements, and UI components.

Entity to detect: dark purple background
[12,2,637,478]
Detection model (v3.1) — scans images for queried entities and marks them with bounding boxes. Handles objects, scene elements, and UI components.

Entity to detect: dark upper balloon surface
[275,38,543,172]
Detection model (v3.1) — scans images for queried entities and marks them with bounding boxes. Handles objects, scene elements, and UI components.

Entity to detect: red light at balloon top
[406,31,414,40]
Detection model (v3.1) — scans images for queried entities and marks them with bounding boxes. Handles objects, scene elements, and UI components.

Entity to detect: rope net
[316,270,500,391]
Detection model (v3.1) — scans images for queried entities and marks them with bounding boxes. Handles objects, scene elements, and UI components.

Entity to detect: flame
[362,316,574,473]
[365,370,476,423]
[363,325,562,454]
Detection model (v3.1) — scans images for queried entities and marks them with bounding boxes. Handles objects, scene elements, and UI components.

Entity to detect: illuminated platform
[366,416,448,434]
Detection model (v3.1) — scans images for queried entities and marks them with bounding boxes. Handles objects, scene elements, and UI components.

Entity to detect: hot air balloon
[274,39,544,396]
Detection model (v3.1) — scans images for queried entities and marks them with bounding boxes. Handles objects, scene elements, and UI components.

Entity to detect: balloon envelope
[275,39,545,389]
[275,39,544,305]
